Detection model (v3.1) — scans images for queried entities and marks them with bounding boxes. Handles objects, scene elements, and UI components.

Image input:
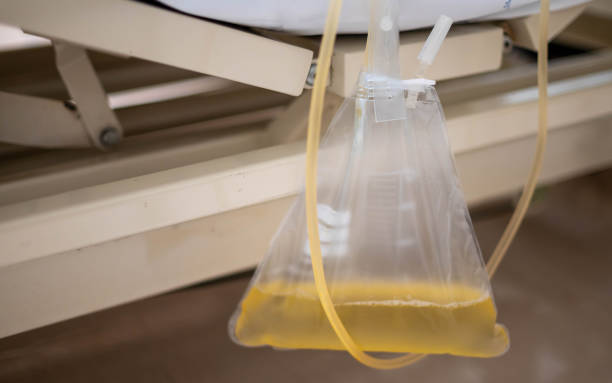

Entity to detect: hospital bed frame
[0,0,610,337]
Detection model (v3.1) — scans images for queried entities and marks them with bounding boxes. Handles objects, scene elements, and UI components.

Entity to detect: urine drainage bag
[229,1,509,359]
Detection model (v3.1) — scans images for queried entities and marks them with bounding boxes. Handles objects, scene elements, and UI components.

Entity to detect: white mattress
[159,0,589,35]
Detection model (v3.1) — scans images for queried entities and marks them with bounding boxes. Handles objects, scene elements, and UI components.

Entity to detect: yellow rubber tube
[305,0,549,369]
[486,0,549,278]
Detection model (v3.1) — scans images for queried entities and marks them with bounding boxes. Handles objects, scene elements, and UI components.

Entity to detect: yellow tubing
[305,0,549,369]
[487,0,549,277]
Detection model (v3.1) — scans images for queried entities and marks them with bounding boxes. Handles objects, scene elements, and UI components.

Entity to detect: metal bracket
[54,42,123,149]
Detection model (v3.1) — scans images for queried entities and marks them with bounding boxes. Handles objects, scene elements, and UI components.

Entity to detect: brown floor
[1,170,611,383]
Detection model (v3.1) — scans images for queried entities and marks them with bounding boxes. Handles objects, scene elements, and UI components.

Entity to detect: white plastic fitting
[417,15,453,71]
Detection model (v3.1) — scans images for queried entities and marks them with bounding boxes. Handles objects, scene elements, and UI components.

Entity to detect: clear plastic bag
[229,0,509,359]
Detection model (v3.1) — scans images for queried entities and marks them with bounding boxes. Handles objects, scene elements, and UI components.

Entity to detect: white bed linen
[158,0,589,34]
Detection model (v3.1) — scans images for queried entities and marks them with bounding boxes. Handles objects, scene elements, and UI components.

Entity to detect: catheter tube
[487,0,549,278]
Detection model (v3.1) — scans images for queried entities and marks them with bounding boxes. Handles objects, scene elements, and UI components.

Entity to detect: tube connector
[417,15,453,76]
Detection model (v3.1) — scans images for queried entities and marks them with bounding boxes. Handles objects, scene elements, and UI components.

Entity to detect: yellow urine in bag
[233,281,508,358]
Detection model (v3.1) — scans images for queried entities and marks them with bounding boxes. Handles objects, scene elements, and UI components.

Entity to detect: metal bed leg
[54,42,123,149]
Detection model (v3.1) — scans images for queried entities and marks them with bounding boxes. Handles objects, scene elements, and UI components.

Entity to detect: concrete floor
[0,170,611,382]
